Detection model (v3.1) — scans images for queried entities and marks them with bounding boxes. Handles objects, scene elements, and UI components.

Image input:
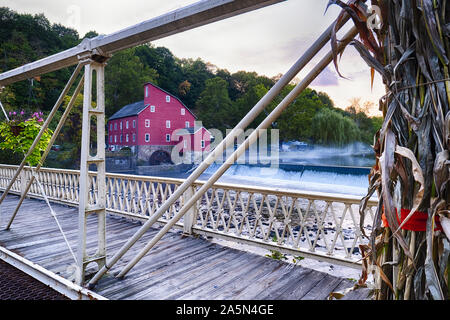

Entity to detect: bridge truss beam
[0,0,285,87]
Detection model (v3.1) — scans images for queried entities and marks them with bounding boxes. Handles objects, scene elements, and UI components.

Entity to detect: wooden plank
[97,241,223,298]
[156,250,252,300]
[257,266,319,300]
[0,194,369,300]
[299,273,346,300]
[174,253,272,300]
[105,245,233,300]
[229,262,305,300]
[189,255,281,300]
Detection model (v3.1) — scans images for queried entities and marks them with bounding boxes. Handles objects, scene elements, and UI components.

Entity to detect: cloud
[310,67,339,86]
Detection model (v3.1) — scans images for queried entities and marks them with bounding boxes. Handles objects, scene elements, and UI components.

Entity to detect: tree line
[0,7,382,167]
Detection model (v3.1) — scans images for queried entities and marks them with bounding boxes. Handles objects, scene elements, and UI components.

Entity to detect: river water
[142,142,376,198]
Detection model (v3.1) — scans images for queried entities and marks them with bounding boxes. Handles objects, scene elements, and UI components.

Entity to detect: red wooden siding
[107,83,210,152]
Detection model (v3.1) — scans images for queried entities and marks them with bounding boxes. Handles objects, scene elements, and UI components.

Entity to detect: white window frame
[126,121,129,129]
[126,134,129,143]
[145,133,150,143]
[185,121,190,128]
[181,108,185,115]
[120,121,122,130]
[132,133,136,142]
[145,119,150,128]
[166,95,171,103]
[166,120,171,129]
[114,135,117,143]
[166,134,171,142]
[184,140,187,148]
[151,105,155,112]
[133,120,136,128]
[145,86,149,97]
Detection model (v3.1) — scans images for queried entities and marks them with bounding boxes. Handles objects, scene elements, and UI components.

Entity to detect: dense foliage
[0,111,53,166]
[0,7,382,169]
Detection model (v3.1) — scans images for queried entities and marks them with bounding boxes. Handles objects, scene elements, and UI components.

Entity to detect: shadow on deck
[0,194,371,300]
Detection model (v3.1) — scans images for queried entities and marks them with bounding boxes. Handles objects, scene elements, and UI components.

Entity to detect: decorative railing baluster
[0,164,377,269]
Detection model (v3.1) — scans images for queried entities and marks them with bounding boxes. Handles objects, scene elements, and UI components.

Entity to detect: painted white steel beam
[0,0,285,87]
[0,246,107,300]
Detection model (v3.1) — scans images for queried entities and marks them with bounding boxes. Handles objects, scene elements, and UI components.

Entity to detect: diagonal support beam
[87,16,353,287]
[115,25,359,279]
[0,98,10,122]
[0,62,85,208]
[4,73,85,230]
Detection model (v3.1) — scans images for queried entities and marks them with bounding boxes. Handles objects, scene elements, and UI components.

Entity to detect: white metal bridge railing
[0,164,378,269]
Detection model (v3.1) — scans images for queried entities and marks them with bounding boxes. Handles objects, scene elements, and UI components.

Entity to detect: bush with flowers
[0,110,53,166]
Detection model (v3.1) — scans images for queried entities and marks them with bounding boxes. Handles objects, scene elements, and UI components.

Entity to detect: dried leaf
[439,215,450,241]
[376,260,394,293]
[394,146,425,232]
[328,292,345,300]
[350,39,390,82]
[424,204,445,300]
[380,128,413,258]
[370,67,375,90]
[433,150,449,199]
[419,0,449,66]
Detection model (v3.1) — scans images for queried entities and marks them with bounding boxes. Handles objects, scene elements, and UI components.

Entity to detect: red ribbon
[382,208,442,232]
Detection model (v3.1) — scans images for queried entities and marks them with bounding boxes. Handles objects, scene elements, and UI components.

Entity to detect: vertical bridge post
[183,186,197,235]
[76,59,108,285]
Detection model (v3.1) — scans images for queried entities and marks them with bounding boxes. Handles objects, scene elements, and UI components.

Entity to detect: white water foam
[201,163,370,197]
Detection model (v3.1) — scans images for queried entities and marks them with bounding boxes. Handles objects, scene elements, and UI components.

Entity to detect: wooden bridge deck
[0,194,370,300]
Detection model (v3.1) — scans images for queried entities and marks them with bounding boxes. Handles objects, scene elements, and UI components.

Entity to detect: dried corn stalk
[327,0,449,300]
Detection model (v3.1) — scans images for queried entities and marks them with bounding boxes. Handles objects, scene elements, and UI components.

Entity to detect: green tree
[271,87,329,142]
[105,47,159,118]
[179,58,214,109]
[311,108,361,146]
[195,77,235,133]
[135,44,183,97]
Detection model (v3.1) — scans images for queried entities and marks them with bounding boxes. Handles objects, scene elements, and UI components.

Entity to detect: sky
[2,0,384,116]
